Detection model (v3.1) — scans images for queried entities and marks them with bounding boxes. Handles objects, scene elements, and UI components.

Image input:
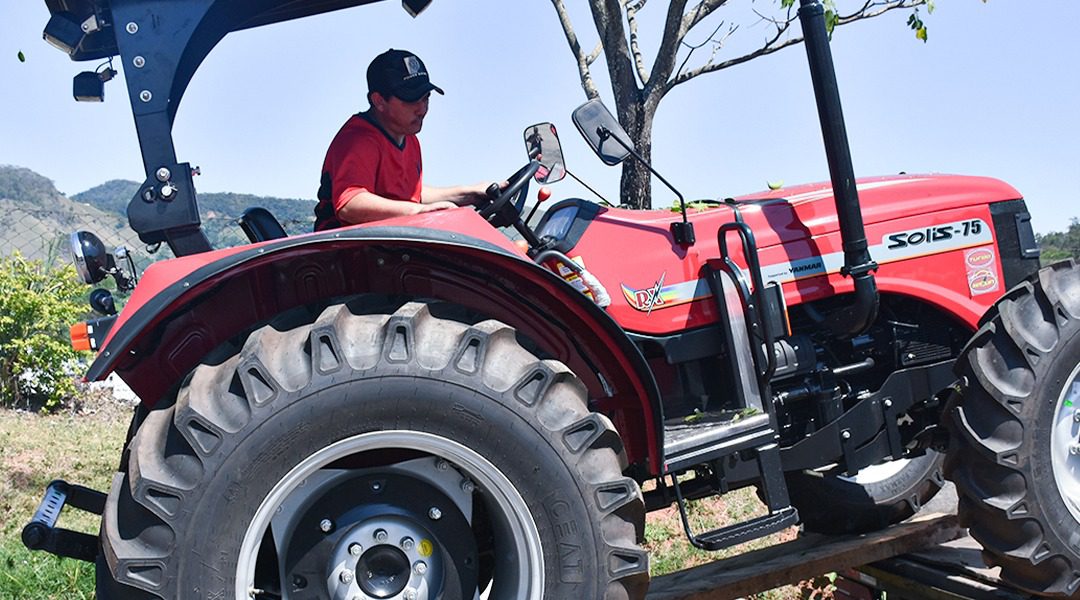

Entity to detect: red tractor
[25,0,1080,598]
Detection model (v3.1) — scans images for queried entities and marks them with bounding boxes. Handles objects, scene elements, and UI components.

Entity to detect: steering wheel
[477,160,541,225]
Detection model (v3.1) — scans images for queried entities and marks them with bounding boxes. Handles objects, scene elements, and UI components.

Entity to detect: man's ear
[370,91,388,112]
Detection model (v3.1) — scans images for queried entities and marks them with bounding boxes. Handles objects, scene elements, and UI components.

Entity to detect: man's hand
[417,200,458,213]
[422,182,504,207]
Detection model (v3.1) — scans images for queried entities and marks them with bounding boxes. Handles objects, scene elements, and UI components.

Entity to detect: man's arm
[421,183,491,206]
[336,187,456,225]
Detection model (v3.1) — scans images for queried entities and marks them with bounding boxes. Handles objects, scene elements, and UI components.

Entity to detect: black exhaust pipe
[798,0,879,337]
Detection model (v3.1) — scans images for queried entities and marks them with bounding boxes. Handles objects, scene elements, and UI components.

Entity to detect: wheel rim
[839,458,912,485]
[1051,361,1080,524]
[236,430,544,600]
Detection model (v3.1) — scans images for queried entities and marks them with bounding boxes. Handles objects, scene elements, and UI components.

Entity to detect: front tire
[786,451,945,534]
[97,300,649,599]
[945,260,1080,597]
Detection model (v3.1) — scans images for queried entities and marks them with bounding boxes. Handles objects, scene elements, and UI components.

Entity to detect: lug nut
[400,537,415,551]
[435,459,449,471]
[404,589,417,600]
[1070,445,1080,456]
[349,543,363,556]
[319,518,333,533]
[374,528,388,542]
[428,507,442,520]
[1074,410,1080,423]
[339,569,354,584]
[414,561,428,576]
[461,479,475,494]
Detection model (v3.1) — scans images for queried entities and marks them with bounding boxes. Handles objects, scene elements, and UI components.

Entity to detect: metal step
[22,479,105,563]
[663,412,773,472]
[693,506,800,551]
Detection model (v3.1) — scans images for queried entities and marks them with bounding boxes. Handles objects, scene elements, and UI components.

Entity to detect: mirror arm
[565,169,613,207]
[596,127,695,246]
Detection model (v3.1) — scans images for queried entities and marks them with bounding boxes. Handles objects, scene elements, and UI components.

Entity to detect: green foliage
[907,8,928,42]
[1037,218,1080,265]
[0,253,89,412]
[823,0,839,35]
[18,50,26,63]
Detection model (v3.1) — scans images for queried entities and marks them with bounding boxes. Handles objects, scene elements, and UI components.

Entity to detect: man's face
[378,92,430,138]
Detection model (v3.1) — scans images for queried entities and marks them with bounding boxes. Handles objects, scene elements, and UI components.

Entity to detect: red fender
[93,210,664,472]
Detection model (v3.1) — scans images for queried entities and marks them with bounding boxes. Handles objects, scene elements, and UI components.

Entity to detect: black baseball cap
[367,49,444,103]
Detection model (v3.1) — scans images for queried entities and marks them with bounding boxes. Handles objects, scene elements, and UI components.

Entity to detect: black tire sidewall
[1026,321,1080,555]
[180,372,608,598]
[786,450,944,534]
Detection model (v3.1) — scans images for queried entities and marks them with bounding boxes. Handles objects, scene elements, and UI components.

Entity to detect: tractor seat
[238,207,288,242]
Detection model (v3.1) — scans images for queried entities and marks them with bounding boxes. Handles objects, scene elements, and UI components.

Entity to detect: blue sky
[1,1,1077,234]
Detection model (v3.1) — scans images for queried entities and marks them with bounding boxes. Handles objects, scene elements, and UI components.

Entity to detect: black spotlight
[401,0,432,17]
[70,231,114,284]
[43,12,85,56]
[73,71,105,102]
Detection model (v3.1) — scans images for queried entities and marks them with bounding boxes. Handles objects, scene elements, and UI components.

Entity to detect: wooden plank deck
[646,513,966,600]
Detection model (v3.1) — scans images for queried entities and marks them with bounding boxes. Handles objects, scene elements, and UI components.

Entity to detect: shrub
[0,253,89,412]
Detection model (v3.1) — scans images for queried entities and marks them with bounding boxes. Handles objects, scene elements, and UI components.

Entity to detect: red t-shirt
[315,113,423,230]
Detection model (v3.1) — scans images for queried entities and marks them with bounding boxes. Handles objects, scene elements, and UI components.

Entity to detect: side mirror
[571,99,633,166]
[523,123,567,184]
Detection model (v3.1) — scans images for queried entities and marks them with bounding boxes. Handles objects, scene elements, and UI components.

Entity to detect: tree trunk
[618,100,656,209]
[620,145,651,209]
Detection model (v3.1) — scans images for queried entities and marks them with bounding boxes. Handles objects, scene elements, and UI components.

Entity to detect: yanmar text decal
[622,218,993,314]
[762,218,993,286]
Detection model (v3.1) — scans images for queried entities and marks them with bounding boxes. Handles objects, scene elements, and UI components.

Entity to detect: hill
[0,166,133,264]
[74,179,316,247]
[0,165,315,264]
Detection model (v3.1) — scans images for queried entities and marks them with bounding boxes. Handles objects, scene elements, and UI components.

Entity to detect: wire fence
[0,203,315,268]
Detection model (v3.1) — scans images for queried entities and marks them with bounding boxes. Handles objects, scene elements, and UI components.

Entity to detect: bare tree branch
[837,0,925,23]
[682,0,728,38]
[592,0,645,111]
[674,20,730,82]
[663,0,925,98]
[587,41,603,66]
[624,0,651,85]
[646,0,690,104]
[550,0,601,99]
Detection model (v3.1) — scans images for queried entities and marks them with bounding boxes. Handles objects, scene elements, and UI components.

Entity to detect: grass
[0,395,824,599]
[0,398,128,599]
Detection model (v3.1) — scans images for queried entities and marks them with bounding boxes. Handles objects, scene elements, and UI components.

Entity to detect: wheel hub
[326,515,441,600]
[356,545,410,598]
[1052,364,1080,524]
[237,432,544,600]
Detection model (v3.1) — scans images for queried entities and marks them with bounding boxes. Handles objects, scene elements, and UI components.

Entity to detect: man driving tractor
[314,49,491,230]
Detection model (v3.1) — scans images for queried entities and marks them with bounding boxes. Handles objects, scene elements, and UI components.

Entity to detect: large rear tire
[96,300,649,599]
[945,260,1080,598]
[786,450,945,534]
